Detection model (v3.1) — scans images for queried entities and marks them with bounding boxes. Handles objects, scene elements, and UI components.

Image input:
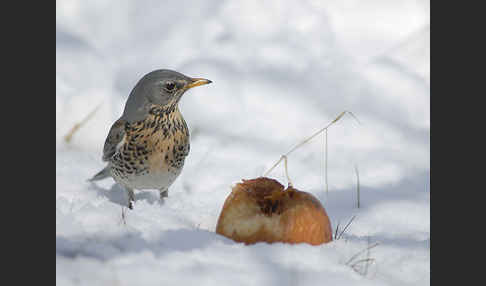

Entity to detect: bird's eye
[165,82,176,91]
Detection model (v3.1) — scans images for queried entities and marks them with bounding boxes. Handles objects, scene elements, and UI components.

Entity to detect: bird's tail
[88,165,111,182]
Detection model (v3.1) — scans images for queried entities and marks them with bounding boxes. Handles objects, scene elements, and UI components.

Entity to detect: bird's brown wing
[102,119,126,161]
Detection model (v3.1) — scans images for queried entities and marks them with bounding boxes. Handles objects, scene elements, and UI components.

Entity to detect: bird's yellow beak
[185,78,212,90]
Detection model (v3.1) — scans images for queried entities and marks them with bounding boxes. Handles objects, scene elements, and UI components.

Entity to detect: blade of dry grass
[336,215,356,240]
[64,103,102,143]
[334,221,341,240]
[325,129,328,196]
[263,111,360,185]
[346,236,378,276]
[355,165,360,208]
[350,258,376,275]
[345,242,379,266]
[364,236,371,275]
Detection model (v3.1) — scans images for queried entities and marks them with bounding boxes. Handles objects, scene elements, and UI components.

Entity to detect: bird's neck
[148,102,180,117]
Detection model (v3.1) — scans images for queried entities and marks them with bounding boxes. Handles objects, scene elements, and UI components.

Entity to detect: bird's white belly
[113,165,182,190]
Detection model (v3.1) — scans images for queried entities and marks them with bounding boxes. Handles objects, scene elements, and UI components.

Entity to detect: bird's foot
[160,189,169,199]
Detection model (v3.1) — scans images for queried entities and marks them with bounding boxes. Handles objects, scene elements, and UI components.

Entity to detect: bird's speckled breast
[110,103,190,189]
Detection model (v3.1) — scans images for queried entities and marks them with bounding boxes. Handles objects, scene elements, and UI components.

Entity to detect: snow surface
[56,0,430,285]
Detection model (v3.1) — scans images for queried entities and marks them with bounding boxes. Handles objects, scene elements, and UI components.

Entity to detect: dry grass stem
[364,236,371,275]
[325,129,328,196]
[334,221,341,240]
[263,110,359,187]
[336,215,356,240]
[346,236,378,276]
[345,242,379,266]
[64,103,102,143]
[355,165,360,208]
[350,258,375,274]
[334,215,356,240]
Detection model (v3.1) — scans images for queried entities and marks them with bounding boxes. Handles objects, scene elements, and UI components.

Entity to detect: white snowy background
[56,0,430,285]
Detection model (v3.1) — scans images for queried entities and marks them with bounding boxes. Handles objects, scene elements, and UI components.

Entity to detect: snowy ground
[56,0,430,285]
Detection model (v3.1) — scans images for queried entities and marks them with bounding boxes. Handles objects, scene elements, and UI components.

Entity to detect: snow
[56,0,430,285]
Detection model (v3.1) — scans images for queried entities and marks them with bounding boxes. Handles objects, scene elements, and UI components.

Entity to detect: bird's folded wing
[102,119,126,161]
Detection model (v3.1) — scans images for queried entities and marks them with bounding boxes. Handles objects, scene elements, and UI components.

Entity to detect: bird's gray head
[121,69,212,122]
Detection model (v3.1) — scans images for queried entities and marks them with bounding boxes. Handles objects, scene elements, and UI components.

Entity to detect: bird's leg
[159,187,169,200]
[127,187,135,210]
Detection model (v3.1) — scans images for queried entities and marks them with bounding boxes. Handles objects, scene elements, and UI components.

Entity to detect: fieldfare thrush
[89,69,212,209]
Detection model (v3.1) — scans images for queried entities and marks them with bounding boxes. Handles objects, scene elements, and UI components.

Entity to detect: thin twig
[351,258,375,267]
[334,221,341,240]
[351,258,376,275]
[64,103,102,143]
[325,129,328,196]
[282,155,292,187]
[355,165,360,208]
[337,215,356,240]
[347,237,377,276]
[263,111,360,184]
[345,242,379,265]
[364,236,370,275]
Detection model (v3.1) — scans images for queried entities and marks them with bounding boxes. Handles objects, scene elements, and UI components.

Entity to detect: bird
[89,69,212,209]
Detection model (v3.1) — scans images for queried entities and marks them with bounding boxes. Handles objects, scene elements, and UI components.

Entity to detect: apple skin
[216,177,333,245]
